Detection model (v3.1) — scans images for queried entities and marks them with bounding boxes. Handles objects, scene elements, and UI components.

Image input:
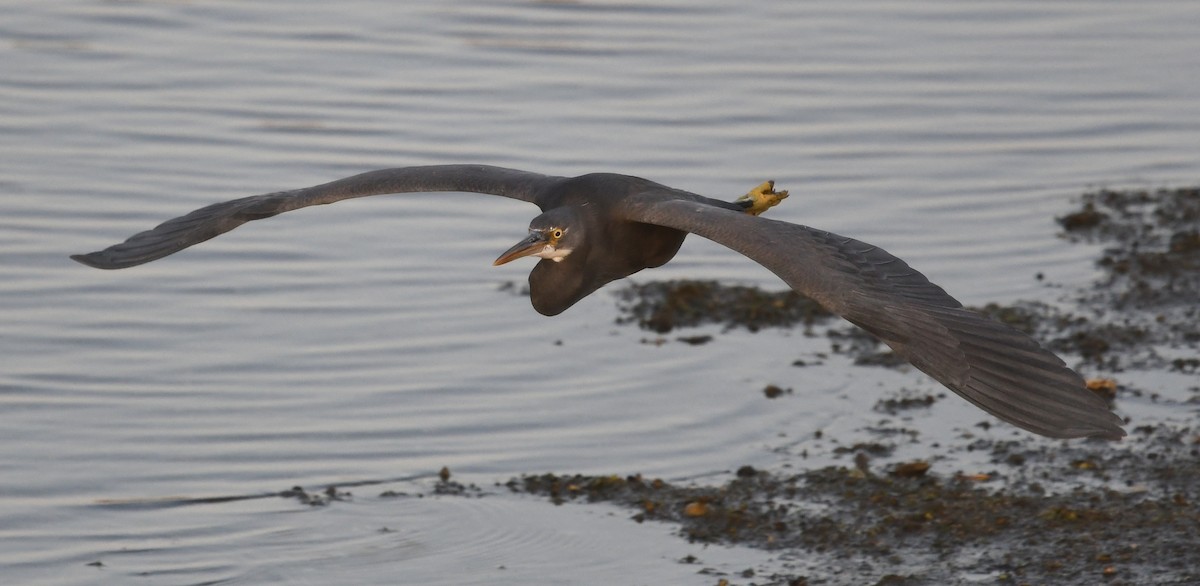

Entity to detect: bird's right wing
[71,165,562,269]
[621,194,1125,440]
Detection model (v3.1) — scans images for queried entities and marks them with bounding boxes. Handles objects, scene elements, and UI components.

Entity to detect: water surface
[2,1,1198,584]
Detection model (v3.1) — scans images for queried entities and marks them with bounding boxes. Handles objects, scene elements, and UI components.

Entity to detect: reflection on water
[1,1,1198,583]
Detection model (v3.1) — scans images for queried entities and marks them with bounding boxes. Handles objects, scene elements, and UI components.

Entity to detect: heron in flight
[72,165,1125,440]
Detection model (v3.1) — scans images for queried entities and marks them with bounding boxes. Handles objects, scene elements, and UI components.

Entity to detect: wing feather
[72,165,561,269]
[622,195,1124,440]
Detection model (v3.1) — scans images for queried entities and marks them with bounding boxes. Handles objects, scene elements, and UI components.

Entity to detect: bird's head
[493,209,581,266]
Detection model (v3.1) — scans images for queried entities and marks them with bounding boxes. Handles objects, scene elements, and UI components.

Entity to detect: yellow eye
[551,229,564,240]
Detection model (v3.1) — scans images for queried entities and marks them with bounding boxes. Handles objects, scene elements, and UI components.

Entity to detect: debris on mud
[1058,186,1200,310]
[873,390,940,415]
[762,384,791,399]
[677,334,714,346]
[280,485,350,507]
[505,423,1199,585]
[831,441,895,458]
[431,466,484,497]
[1055,186,1200,366]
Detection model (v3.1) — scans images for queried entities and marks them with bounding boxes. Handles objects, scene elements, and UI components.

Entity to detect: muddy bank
[504,421,1198,585]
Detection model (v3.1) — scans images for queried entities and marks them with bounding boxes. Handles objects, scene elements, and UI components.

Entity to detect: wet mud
[266,427,1198,586]
[502,422,1198,585]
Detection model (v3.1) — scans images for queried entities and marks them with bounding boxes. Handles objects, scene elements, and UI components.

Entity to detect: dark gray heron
[72,164,1125,440]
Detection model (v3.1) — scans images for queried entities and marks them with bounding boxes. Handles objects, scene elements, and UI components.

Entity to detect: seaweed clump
[615,279,832,333]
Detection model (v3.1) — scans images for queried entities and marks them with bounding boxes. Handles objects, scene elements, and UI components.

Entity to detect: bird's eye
[551,229,564,239]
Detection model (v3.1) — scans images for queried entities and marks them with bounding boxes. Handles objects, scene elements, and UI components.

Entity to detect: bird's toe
[735,180,789,216]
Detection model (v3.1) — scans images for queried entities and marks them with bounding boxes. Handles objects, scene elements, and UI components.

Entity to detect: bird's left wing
[620,193,1125,440]
[72,165,562,269]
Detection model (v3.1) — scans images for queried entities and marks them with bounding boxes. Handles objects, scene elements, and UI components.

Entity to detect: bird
[72,164,1125,440]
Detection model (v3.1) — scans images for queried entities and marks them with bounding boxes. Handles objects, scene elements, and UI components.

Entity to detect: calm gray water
[2,1,1198,584]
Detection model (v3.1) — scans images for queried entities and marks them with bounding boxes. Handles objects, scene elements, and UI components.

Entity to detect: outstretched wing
[71,165,562,269]
[622,193,1125,440]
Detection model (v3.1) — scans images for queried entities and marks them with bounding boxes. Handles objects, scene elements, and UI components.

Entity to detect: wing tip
[1066,422,1127,441]
[70,251,124,270]
[1017,410,1127,441]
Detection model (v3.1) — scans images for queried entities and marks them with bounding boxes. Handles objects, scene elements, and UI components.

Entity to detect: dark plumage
[72,164,1126,440]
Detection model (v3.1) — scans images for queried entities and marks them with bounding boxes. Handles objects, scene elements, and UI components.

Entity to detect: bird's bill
[493,232,549,266]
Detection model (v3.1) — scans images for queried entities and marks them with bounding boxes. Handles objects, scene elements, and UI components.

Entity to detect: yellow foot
[734,180,789,216]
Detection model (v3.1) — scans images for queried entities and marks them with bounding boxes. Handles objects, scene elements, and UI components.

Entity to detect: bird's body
[517,173,743,315]
[73,164,1126,440]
